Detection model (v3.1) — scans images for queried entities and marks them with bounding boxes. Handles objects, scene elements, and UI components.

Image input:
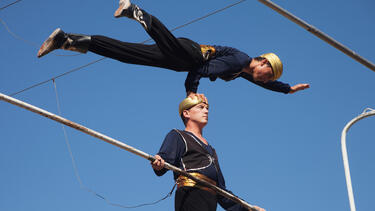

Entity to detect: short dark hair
[180,113,187,126]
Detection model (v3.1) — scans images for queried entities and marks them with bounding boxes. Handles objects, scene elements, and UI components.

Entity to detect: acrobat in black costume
[38,0,309,95]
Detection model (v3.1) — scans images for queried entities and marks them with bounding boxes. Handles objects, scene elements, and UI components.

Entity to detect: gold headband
[261,53,283,81]
[179,96,207,116]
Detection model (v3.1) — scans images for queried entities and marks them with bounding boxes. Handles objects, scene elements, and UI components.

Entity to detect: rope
[10,58,105,96]
[52,79,84,187]
[9,0,247,96]
[142,0,247,43]
[105,184,176,209]
[0,17,82,56]
[0,0,22,11]
[52,80,175,208]
[0,0,79,56]
[0,17,38,47]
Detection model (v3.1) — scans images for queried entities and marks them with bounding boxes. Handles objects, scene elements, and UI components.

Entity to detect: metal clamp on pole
[341,108,375,211]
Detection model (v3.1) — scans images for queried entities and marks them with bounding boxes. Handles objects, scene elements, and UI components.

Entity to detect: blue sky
[1,0,374,210]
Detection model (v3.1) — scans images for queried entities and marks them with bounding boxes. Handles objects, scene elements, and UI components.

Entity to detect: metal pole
[258,0,375,73]
[0,92,257,211]
[341,108,375,211]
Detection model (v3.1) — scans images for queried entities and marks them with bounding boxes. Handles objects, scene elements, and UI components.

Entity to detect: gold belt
[200,45,216,61]
[176,172,217,195]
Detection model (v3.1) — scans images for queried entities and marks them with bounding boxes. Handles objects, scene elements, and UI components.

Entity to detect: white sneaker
[114,0,132,18]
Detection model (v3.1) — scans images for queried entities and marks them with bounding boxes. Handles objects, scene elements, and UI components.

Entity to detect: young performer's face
[184,103,209,126]
[252,60,274,83]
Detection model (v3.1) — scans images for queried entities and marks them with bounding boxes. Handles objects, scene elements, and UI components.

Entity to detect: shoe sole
[37,28,62,58]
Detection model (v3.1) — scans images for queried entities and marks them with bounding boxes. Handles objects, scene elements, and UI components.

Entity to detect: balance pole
[0,92,258,211]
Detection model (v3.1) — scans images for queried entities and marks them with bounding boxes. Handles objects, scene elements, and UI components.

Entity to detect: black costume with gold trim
[154,129,248,211]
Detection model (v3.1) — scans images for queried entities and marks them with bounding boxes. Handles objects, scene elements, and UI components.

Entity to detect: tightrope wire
[11,58,105,96]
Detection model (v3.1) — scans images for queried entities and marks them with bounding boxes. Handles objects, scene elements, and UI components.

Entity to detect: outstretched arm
[185,71,202,97]
[240,72,309,94]
[289,83,310,94]
[240,72,290,93]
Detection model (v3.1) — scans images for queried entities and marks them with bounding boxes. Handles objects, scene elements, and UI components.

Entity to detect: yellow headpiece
[179,96,207,116]
[261,53,283,81]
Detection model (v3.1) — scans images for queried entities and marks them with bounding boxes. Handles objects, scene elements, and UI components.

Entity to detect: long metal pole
[0,92,257,211]
[258,0,375,73]
[341,108,375,211]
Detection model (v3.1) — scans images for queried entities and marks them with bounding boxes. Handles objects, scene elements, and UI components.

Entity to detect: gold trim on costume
[200,45,216,61]
[176,172,217,195]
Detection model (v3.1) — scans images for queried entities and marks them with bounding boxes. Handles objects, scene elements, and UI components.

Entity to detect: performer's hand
[151,155,165,171]
[289,83,310,94]
[187,92,208,104]
[250,205,266,211]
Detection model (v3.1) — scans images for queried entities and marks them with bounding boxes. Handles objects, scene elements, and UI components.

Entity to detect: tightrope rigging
[0,0,22,11]
[52,80,176,208]
[0,17,37,47]
[0,17,84,56]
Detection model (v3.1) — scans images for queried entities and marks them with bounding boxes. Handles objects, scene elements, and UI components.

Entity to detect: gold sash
[200,45,216,61]
[176,172,217,195]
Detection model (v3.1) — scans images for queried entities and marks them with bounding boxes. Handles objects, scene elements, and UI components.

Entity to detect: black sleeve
[153,130,185,176]
[185,71,202,93]
[240,72,291,94]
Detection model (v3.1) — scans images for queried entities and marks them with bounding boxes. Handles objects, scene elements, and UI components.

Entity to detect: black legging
[175,187,217,211]
[88,10,204,72]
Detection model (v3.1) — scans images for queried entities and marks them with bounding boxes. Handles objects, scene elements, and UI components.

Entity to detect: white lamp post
[341,108,375,211]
